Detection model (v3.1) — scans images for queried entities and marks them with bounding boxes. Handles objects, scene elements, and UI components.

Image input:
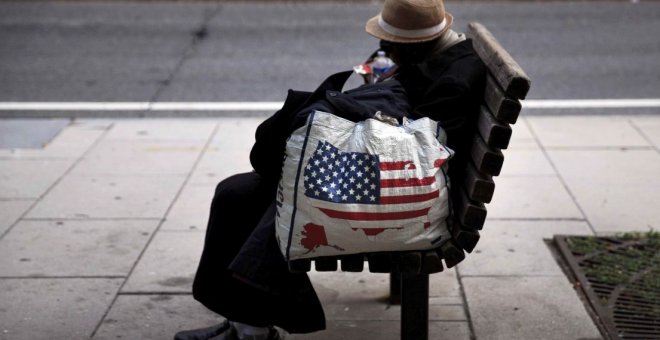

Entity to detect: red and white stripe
[307,157,448,228]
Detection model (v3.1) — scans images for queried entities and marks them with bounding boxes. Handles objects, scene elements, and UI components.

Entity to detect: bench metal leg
[401,273,429,340]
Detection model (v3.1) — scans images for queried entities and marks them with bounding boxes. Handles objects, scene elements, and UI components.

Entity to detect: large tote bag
[276,110,454,260]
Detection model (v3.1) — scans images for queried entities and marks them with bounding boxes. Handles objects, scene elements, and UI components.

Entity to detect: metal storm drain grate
[554,233,660,339]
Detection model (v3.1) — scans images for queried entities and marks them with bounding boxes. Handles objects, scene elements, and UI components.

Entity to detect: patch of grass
[566,231,660,308]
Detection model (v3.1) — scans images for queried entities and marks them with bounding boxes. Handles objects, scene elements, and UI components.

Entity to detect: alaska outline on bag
[276,110,454,260]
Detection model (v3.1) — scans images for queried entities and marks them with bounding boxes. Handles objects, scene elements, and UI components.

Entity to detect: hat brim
[365,12,453,44]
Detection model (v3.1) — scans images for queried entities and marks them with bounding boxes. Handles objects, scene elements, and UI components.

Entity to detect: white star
[356,194,362,200]
[311,171,317,178]
[322,186,328,192]
[314,190,320,196]
[364,166,370,172]
[330,152,336,158]
[370,183,376,190]
[328,193,334,199]
[349,189,355,195]
[319,167,325,174]
[333,171,339,177]
[322,156,328,162]
[356,183,363,189]
[350,165,357,171]
[351,154,357,159]
[316,179,322,185]
[342,195,348,201]
[349,177,356,183]
[357,159,363,165]
[370,195,376,201]
[325,175,331,181]
[325,144,331,150]
[330,183,336,188]
[314,160,320,166]
[363,189,369,195]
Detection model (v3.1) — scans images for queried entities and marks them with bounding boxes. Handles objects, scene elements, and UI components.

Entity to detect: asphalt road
[1,1,659,114]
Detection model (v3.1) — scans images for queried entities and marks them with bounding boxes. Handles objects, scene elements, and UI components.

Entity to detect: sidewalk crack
[148,4,222,106]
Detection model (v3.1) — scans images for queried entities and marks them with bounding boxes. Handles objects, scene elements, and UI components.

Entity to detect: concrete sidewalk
[1,114,658,340]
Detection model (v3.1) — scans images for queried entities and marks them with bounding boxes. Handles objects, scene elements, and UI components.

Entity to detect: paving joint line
[89,121,222,338]
[0,121,112,241]
[0,275,126,280]
[118,291,192,296]
[454,266,476,340]
[486,217,587,222]
[628,118,660,155]
[521,116,598,236]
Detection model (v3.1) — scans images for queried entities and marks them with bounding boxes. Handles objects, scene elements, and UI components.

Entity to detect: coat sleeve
[250,89,312,181]
[412,61,486,204]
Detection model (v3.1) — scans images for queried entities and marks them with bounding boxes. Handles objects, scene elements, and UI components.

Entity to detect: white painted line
[150,102,284,111]
[523,99,660,109]
[1,99,659,111]
[0,102,284,111]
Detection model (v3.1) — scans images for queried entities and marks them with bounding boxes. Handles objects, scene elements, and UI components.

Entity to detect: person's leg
[192,172,277,326]
[179,171,324,339]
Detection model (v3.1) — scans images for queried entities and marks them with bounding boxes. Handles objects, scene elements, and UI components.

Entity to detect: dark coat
[194,39,485,334]
[396,39,487,199]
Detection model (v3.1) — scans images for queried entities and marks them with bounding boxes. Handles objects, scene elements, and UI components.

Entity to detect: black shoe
[174,320,234,340]
[174,320,282,340]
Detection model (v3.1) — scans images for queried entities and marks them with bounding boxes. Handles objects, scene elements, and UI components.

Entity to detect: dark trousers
[192,172,326,334]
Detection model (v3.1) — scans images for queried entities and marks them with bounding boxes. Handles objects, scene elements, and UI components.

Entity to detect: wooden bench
[288,22,531,340]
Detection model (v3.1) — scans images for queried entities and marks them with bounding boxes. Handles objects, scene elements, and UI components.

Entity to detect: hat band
[378,15,447,39]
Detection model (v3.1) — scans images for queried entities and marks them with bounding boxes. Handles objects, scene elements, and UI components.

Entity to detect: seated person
[174,0,485,339]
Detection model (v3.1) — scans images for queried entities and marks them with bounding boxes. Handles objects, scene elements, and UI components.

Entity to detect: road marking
[0,102,284,111]
[0,99,659,111]
[523,99,660,109]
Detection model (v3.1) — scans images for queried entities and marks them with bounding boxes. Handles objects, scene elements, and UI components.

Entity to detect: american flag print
[302,140,446,229]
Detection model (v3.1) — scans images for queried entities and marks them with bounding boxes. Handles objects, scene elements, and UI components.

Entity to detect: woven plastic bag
[276,110,453,260]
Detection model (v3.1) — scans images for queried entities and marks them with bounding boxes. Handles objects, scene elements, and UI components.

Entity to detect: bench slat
[470,134,504,176]
[340,255,365,272]
[315,258,338,271]
[484,74,522,124]
[455,186,487,229]
[464,160,495,203]
[439,241,466,268]
[421,251,444,273]
[468,22,531,100]
[477,105,512,150]
[289,259,311,273]
[368,253,394,273]
[451,223,481,253]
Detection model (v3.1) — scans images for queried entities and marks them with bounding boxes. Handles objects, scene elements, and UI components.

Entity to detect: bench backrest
[288,22,531,274]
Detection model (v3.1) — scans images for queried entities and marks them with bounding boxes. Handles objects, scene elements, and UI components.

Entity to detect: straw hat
[365,0,453,43]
